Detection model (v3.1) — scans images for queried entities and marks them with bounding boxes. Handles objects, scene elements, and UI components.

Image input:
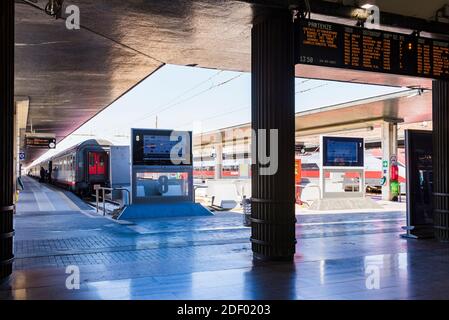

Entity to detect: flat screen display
[143,135,178,161]
[322,136,364,167]
[296,19,449,80]
[132,129,192,166]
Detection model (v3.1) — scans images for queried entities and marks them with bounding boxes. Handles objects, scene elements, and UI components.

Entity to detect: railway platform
[0,176,449,299]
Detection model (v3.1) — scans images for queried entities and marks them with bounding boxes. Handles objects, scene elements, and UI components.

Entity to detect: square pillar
[0,0,15,280]
[251,9,296,261]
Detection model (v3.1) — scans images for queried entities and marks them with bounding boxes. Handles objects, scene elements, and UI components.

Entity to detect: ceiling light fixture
[44,0,64,19]
[361,4,374,10]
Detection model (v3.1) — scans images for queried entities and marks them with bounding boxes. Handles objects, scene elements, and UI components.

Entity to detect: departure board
[296,20,449,80]
[25,136,56,149]
[131,129,192,166]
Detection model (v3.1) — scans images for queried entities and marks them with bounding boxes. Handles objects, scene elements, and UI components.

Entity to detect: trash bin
[242,196,251,227]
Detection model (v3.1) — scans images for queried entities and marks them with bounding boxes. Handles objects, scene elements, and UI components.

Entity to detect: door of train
[88,152,107,177]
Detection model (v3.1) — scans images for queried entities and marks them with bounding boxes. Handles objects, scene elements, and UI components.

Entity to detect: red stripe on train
[194,170,405,183]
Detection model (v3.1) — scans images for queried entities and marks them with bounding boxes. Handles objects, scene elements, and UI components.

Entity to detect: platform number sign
[19,152,25,161]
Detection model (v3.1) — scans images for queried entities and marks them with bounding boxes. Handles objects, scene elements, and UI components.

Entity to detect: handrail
[95,186,130,216]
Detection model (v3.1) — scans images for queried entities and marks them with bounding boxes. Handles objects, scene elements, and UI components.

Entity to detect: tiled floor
[1,176,448,300]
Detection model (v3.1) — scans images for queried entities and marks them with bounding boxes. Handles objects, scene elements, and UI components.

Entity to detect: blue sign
[19,152,25,161]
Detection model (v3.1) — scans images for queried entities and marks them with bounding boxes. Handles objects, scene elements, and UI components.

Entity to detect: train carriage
[29,139,112,196]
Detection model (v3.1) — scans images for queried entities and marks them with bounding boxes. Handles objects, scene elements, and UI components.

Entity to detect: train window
[88,153,96,175]
[135,172,190,198]
[98,154,105,175]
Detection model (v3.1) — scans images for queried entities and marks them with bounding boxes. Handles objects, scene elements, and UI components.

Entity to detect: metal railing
[94,186,130,216]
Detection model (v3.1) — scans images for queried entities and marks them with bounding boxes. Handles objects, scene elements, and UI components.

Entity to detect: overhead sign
[296,19,449,80]
[19,152,25,161]
[25,136,56,149]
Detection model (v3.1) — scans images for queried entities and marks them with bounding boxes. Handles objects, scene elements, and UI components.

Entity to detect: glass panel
[323,171,362,193]
[135,172,189,198]
[88,153,96,175]
[97,154,106,175]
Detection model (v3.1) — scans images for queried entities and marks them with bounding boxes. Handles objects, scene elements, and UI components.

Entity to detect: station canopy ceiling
[15,0,449,164]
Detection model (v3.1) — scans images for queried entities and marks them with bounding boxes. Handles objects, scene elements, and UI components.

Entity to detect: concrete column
[214,143,223,180]
[251,9,296,261]
[0,0,15,280]
[381,121,398,201]
[433,80,449,242]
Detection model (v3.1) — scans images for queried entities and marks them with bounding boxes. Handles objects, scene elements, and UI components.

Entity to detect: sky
[30,64,405,166]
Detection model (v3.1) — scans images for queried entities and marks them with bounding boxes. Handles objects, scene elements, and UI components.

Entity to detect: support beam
[381,121,398,201]
[0,0,15,280]
[251,9,296,261]
[214,143,223,180]
[433,80,449,242]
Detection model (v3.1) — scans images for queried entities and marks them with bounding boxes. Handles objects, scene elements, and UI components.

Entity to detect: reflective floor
[1,177,448,300]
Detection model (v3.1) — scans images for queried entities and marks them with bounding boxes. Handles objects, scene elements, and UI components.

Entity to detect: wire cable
[175,104,249,130]
[128,70,224,125]
[296,82,331,94]
[123,73,244,128]
[101,70,226,135]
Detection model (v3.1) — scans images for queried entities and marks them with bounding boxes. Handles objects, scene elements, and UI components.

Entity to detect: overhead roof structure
[15,0,449,164]
[295,88,432,135]
[192,88,432,147]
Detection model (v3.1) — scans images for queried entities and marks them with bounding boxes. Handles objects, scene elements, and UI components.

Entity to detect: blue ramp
[118,203,213,220]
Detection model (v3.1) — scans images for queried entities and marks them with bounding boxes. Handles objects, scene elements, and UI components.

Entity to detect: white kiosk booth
[319,136,365,199]
[310,136,380,211]
[118,129,212,219]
